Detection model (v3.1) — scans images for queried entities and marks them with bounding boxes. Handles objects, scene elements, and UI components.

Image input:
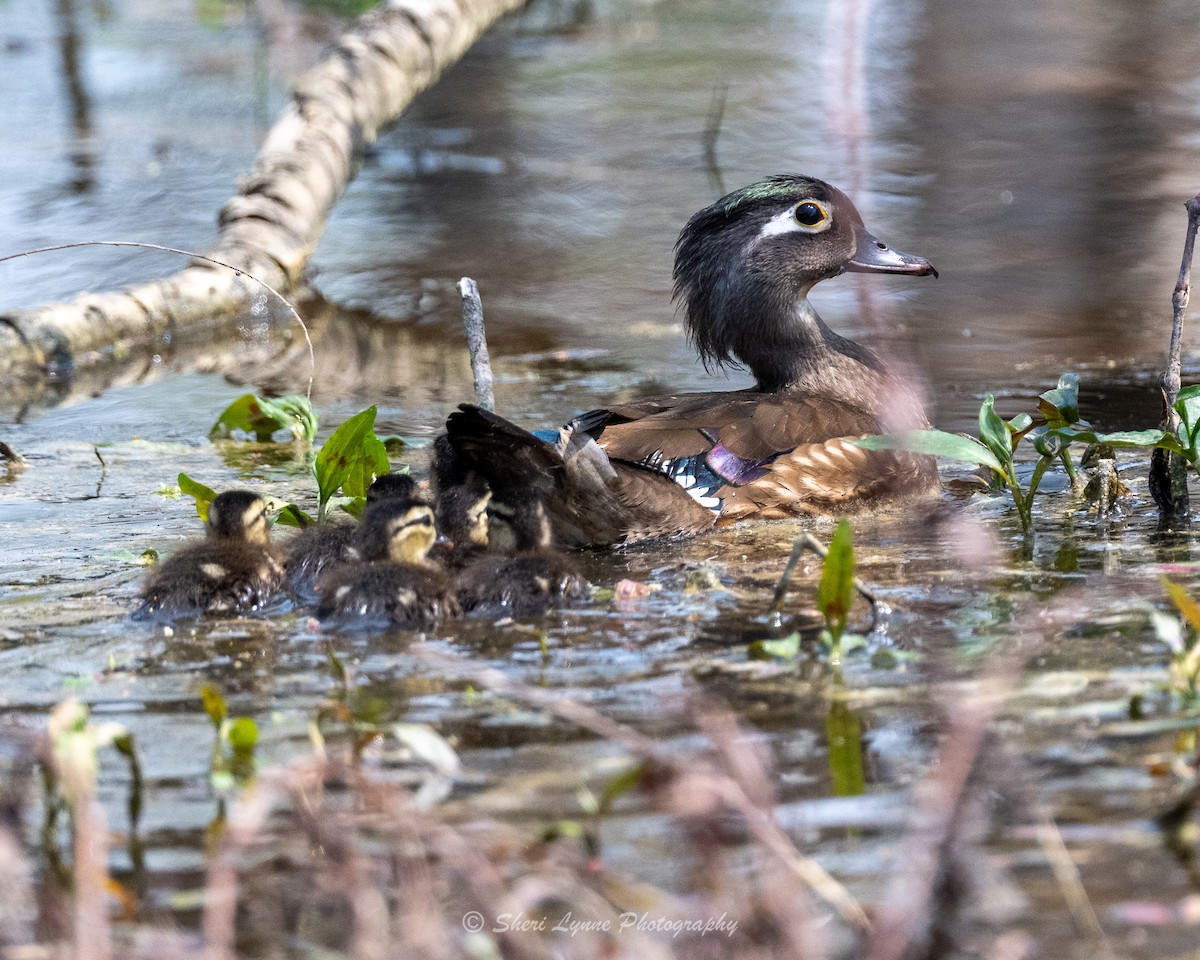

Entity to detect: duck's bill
[846,231,938,278]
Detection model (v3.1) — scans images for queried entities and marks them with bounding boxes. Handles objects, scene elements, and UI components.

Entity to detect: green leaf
[200,684,227,729]
[978,395,1012,465]
[852,431,1004,473]
[817,519,855,642]
[227,717,259,752]
[1038,372,1080,426]
[1030,426,1064,458]
[209,393,317,443]
[1048,426,1186,455]
[178,473,218,523]
[826,698,865,797]
[748,632,802,660]
[273,504,313,528]
[1175,385,1200,453]
[597,762,647,815]
[325,641,348,685]
[313,407,391,520]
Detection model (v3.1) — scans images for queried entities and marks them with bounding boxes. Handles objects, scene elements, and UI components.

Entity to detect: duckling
[429,482,491,571]
[458,490,588,616]
[284,472,420,602]
[136,490,285,621]
[316,500,460,628]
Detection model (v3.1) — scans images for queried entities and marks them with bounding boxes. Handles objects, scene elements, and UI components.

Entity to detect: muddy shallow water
[4,0,1200,956]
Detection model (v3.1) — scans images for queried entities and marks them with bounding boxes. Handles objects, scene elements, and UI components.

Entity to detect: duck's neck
[730,286,883,394]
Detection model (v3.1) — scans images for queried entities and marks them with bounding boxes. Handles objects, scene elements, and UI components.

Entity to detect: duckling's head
[365,472,419,507]
[436,483,491,548]
[487,491,551,553]
[358,500,437,565]
[206,491,270,546]
[673,175,936,389]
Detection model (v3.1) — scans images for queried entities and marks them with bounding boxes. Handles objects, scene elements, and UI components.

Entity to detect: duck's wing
[577,392,936,516]
[443,405,717,547]
[577,391,881,479]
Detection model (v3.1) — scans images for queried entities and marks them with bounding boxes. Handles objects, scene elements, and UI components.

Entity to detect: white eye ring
[758,198,833,239]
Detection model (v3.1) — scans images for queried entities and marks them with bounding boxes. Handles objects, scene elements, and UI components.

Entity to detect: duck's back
[138,541,286,620]
[317,563,459,627]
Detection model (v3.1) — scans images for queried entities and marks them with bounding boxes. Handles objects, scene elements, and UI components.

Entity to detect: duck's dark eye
[793,201,827,227]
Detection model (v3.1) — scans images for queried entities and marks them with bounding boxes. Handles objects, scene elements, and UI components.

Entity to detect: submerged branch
[0,0,527,393]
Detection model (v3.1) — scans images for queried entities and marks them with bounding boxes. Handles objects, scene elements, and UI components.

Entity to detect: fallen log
[0,0,526,393]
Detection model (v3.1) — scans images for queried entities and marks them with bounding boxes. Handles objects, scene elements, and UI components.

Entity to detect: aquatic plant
[201,684,259,791]
[857,373,1200,537]
[209,392,317,443]
[177,403,396,528]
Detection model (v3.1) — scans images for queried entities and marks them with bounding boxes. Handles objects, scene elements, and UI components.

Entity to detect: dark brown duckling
[458,491,588,616]
[284,472,420,602]
[136,490,285,621]
[429,482,491,572]
[316,500,460,628]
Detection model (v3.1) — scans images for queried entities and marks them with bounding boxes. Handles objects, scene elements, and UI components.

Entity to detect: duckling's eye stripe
[758,199,831,238]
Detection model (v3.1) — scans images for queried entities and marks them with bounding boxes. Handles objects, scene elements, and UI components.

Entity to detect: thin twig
[1151,193,1200,523]
[457,277,495,412]
[1032,806,1111,952]
[0,241,316,399]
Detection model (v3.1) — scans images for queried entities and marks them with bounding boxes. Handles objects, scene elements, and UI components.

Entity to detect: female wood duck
[285,472,419,601]
[458,491,588,615]
[136,490,286,620]
[441,174,940,547]
[316,499,460,628]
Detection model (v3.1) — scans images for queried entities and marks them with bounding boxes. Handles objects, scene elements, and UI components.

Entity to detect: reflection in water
[52,0,94,193]
[8,2,1200,955]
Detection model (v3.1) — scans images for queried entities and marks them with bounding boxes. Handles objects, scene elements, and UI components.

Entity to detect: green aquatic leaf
[748,632,802,660]
[1038,372,1081,426]
[1048,426,1185,455]
[1175,385,1200,455]
[817,519,855,642]
[178,473,218,523]
[273,504,313,528]
[978,395,1012,466]
[313,407,391,520]
[227,717,258,752]
[209,393,317,443]
[200,684,227,729]
[852,431,1004,473]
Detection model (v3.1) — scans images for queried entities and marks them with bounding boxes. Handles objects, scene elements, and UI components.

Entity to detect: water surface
[3,0,1200,956]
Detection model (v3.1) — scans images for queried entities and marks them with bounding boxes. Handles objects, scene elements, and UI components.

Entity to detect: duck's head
[358,501,437,565]
[365,471,419,507]
[487,491,551,553]
[673,175,936,390]
[436,484,491,548]
[206,491,271,546]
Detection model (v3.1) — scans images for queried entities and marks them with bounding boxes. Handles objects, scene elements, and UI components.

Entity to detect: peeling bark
[0,0,527,389]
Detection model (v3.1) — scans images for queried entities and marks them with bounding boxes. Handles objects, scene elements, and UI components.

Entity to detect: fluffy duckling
[284,472,419,601]
[430,483,491,571]
[136,490,285,621]
[458,491,588,616]
[316,500,460,628]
